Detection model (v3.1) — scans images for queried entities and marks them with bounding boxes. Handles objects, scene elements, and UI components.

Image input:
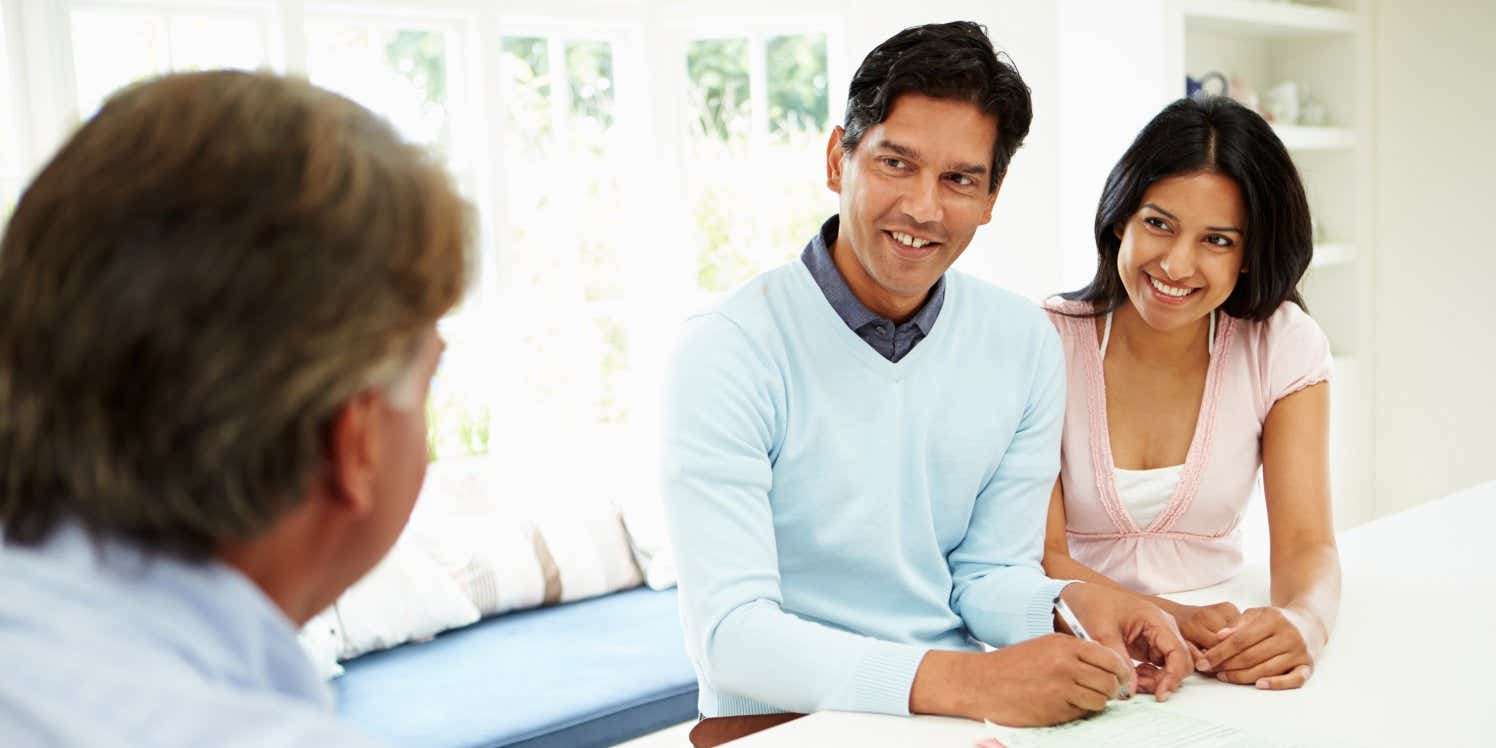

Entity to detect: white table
[731,481,1496,747]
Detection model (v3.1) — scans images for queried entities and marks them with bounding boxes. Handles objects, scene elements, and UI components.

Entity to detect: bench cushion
[335,586,697,748]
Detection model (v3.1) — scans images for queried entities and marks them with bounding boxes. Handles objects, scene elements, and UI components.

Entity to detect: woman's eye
[1143,216,1170,231]
[1205,234,1235,248]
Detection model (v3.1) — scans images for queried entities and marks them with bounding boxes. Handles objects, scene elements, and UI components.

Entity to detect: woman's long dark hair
[1062,96,1312,321]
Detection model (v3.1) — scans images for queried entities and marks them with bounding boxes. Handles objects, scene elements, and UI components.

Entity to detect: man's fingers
[1256,664,1313,691]
[1145,624,1194,701]
[1065,684,1110,714]
[1133,662,1161,695]
[1077,639,1135,697]
[1072,660,1124,702]
[1214,651,1297,685]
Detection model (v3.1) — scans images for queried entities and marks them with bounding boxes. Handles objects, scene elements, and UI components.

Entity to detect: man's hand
[1173,602,1244,654]
[1058,583,1194,701]
[910,635,1133,727]
[1200,606,1322,690]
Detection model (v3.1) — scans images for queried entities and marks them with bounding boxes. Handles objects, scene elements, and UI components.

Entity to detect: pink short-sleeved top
[1043,298,1332,594]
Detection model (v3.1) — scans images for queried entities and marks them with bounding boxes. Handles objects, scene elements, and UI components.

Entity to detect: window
[304,17,462,161]
[68,2,274,119]
[303,11,490,461]
[486,28,639,478]
[684,31,835,301]
[16,3,847,482]
[0,2,19,228]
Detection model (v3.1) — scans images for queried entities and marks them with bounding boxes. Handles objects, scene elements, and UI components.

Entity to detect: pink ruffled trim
[1085,313,1238,537]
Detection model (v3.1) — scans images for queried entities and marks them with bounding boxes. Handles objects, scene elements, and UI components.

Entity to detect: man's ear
[324,391,382,518]
[826,126,847,194]
[981,174,1005,224]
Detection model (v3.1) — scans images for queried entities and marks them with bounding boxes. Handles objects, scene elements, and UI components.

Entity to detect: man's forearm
[909,650,972,718]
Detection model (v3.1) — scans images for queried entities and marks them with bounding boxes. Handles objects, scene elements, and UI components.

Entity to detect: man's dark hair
[1063,96,1312,321]
[840,21,1032,191]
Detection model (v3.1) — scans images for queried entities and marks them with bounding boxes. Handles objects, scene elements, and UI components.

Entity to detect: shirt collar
[1,523,333,710]
[801,214,946,335]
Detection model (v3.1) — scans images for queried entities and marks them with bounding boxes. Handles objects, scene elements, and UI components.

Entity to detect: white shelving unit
[1274,125,1357,150]
[1058,0,1375,529]
[1175,0,1374,529]
[1174,0,1358,36]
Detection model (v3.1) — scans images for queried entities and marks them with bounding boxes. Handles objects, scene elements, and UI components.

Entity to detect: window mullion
[747,31,768,149]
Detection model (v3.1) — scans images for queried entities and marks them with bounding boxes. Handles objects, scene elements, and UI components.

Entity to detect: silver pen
[1053,595,1093,642]
[1054,594,1129,699]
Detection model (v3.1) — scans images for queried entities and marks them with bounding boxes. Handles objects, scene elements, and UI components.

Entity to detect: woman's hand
[1171,602,1243,654]
[1199,606,1324,690]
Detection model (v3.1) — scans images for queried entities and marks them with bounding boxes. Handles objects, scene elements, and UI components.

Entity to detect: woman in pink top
[1042,97,1339,692]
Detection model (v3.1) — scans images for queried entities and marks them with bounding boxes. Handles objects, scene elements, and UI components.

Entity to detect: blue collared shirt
[800,215,946,363]
[0,525,384,746]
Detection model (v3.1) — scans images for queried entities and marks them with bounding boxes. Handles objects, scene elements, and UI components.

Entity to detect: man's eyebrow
[872,139,988,175]
[872,139,923,163]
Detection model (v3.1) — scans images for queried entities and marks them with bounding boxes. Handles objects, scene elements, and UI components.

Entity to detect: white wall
[1371,0,1496,515]
[841,2,1063,300]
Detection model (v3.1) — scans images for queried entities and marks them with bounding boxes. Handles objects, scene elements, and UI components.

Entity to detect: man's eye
[882,158,906,169]
[949,174,974,187]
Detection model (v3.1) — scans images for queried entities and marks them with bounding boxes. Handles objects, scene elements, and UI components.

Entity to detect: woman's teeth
[1149,276,1197,298]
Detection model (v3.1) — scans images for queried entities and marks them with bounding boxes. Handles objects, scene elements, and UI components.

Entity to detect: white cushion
[297,454,649,675]
[331,538,480,660]
[296,607,345,679]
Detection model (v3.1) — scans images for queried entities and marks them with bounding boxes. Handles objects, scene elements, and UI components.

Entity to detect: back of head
[841,20,1032,191]
[0,70,472,558]
[1074,96,1312,320]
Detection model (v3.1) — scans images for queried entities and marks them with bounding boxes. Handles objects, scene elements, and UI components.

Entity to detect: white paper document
[982,699,1291,747]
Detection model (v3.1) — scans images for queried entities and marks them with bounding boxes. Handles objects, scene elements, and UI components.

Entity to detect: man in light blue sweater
[662,22,1195,746]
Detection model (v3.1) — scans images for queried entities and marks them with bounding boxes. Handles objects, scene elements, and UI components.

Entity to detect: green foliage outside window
[766,34,829,138]
[567,40,615,134]
[385,30,447,107]
[686,38,750,142]
[688,33,834,295]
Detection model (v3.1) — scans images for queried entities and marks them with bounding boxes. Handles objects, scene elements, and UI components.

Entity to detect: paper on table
[981,699,1293,748]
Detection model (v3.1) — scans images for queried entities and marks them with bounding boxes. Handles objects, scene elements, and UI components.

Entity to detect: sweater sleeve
[948,319,1071,647]
[661,313,928,717]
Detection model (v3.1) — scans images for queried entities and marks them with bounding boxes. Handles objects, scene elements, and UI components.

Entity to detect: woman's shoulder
[1227,302,1333,402]
[1040,295,1096,315]
[1230,301,1329,352]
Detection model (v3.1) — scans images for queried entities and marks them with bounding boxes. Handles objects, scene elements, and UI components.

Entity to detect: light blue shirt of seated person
[0,523,383,746]
[662,241,1070,719]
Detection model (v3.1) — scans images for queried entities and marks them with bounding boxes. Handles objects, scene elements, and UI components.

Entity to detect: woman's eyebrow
[1142,202,1242,233]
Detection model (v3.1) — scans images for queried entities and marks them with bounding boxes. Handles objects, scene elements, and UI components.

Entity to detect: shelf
[1275,125,1357,150]
[1310,241,1355,269]
[1178,0,1359,38]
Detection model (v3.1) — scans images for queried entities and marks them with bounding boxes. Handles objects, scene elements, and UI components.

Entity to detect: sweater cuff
[840,640,930,716]
[1025,578,1075,641]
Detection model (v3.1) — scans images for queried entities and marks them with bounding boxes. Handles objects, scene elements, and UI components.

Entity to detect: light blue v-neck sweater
[662,259,1071,718]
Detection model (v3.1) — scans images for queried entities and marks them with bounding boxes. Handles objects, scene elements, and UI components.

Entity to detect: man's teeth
[891,231,931,249]
[1149,276,1197,298]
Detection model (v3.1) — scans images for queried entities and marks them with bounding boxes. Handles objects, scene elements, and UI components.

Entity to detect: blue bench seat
[336,586,698,748]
